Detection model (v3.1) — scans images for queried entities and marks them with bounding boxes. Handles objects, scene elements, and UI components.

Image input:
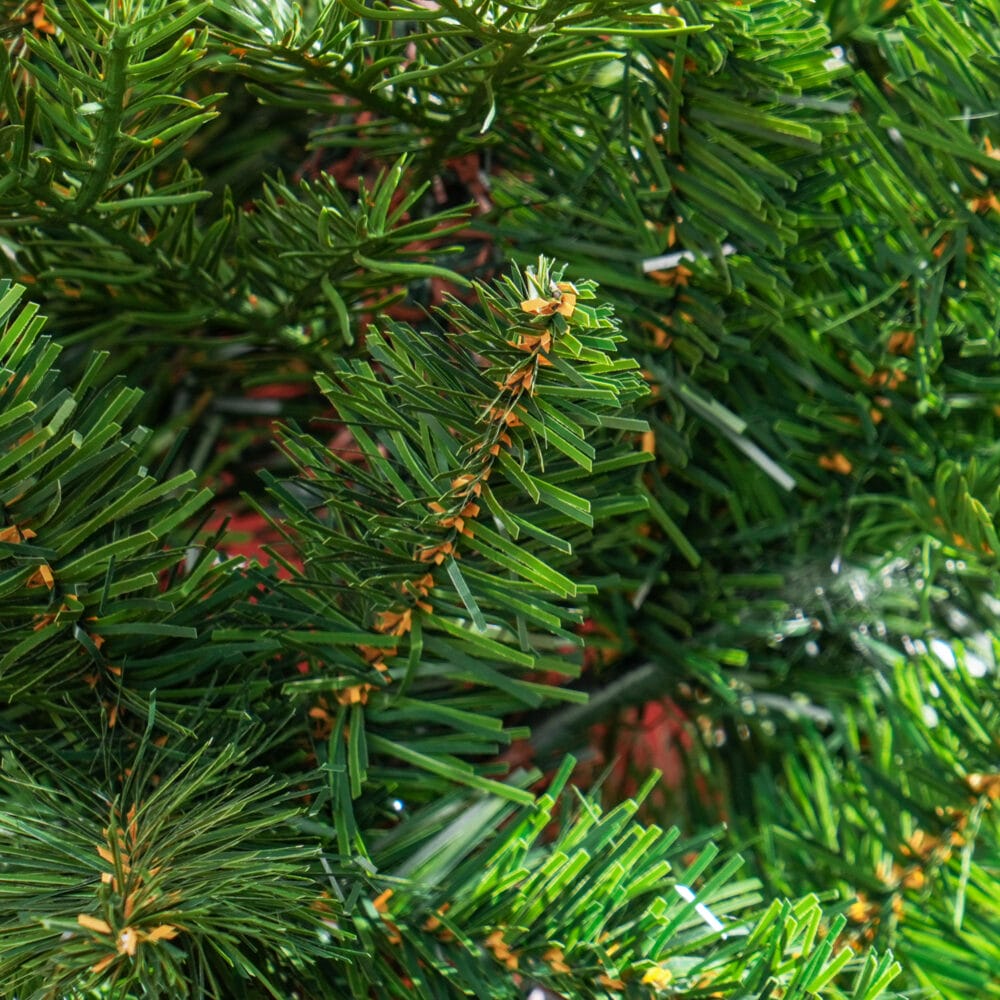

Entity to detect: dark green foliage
[0,268,891,999]
[1,0,998,997]
[0,724,343,999]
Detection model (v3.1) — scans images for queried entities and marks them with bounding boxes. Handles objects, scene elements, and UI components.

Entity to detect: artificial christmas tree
[1,0,997,997]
